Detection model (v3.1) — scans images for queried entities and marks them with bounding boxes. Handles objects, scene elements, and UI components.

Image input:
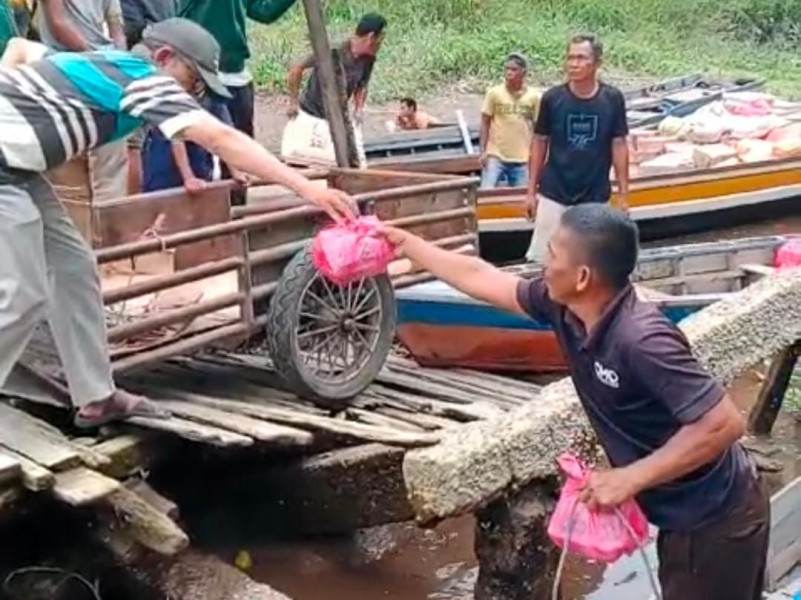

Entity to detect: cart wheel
[266,248,396,404]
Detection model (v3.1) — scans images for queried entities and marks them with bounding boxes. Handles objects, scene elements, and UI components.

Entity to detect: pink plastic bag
[775,238,801,269]
[311,216,394,286]
[547,453,649,563]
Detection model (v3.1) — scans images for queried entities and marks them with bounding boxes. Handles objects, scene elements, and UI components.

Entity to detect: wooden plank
[53,467,121,506]
[748,342,800,435]
[369,384,502,421]
[0,401,111,469]
[124,415,254,448]
[1,448,54,491]
[155,400,315,446]
[0,404,80,470]
[377,406,461,431]
[93,435,149,479]
[346,408,428,433]
[0,452,20,485]
[125,480,179,520]
[766,476,801,591]
[385,362,530,407]
[104,486,189,555]
[133,386,439,447]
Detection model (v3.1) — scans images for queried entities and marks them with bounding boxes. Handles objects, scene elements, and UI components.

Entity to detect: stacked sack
[628,91,801,177]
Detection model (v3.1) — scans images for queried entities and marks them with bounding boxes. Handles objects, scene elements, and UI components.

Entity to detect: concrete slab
[403,268,801,523]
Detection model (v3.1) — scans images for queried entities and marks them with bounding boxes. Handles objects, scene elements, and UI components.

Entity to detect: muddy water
[237,217,800,600]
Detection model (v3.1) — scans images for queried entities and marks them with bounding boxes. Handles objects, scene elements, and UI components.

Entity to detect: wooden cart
[74,168,478,403]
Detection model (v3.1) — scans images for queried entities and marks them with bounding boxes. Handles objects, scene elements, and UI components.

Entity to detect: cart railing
[98,173,479,373]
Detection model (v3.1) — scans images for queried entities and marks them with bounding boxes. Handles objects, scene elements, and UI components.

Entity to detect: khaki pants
[0,174,115,406]
[524,195,566,263]
[281,109,366,167]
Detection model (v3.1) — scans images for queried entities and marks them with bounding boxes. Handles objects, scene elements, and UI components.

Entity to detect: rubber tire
[266,248,397,404]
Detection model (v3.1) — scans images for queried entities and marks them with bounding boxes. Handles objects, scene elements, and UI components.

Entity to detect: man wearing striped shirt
[0,18,355,427]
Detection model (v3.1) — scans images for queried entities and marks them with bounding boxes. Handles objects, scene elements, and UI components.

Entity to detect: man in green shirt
[179,0,296,139]
[0,0,19,55]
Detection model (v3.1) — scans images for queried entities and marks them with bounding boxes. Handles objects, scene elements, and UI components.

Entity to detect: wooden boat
[364,75,763,172]
[626,74,764,128]
[478,157,801,264]
[396,235,787,373]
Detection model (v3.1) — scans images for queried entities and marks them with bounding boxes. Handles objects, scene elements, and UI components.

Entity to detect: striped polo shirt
[0,48,205,173]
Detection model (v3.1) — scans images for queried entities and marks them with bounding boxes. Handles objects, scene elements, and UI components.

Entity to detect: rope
[3,566,102,600]
[551,499,662,600]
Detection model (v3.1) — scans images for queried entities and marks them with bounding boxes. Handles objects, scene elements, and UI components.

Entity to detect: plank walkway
[0,350,541,533]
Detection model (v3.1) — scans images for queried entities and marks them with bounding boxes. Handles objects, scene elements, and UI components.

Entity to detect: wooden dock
[0,348,542,544]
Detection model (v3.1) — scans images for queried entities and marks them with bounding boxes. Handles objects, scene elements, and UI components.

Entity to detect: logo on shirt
[566,113,598,148]
[594,361,620,389]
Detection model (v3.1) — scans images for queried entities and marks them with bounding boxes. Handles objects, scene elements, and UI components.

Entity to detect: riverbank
[248,0,801,106]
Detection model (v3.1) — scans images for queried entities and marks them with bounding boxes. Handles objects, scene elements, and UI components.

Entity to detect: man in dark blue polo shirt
[378,205,768,600]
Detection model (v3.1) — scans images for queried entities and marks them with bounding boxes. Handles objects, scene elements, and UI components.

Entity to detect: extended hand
[525,194,539,221]
[183,177,206,195]
[617,192,630,215]
[306,187,357,224]
[579,468,642,512]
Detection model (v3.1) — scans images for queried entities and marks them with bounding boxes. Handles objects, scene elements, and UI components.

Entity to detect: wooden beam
[300,0,358,167]
[748,341,800,435]
[53,467,121,506]
[103,486,189,556]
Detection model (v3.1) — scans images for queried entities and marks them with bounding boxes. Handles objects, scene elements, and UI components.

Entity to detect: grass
[247,0,801,103]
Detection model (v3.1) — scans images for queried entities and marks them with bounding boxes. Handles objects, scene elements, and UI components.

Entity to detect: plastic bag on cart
[547,453,650,563]
[311,215,395,286]
[776,238,801,269]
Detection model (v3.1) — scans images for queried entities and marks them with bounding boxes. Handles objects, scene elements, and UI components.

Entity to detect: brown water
[236,217,801,600]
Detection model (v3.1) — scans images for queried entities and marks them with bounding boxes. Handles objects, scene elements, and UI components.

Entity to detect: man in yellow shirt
[479,52,540,188]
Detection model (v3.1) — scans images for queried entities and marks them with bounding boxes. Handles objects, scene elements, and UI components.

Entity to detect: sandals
[74,394,171,429]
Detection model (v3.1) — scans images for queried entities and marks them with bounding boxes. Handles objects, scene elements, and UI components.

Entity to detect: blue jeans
[480,157,528,189]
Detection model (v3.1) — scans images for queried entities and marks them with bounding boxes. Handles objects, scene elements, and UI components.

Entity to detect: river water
[234,216,800,600]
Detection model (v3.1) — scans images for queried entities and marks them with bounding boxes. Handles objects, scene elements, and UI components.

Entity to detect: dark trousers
[222,82,255,206]
[657,477,770,600]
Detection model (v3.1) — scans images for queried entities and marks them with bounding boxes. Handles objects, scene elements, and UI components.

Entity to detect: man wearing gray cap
[0,18,355,427]
[479,53,540,189]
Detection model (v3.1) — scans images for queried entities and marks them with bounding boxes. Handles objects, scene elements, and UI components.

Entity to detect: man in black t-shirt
[375,205,768,600]
[524,34,630,262]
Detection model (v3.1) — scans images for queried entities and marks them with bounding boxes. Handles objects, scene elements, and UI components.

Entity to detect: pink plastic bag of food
[311,215,394,286]
[547,453,649,563]
[775,238,801,269]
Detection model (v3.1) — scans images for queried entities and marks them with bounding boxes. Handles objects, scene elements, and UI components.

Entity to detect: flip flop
[74,396,171,429]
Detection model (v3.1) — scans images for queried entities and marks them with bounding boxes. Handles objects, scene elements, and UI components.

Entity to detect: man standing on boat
[524,35,630,263]
[376,204,768,600]
[0,18,354,427]
[479,52,540,189]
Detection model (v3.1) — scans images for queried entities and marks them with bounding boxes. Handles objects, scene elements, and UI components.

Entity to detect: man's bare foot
[74,389,170,428]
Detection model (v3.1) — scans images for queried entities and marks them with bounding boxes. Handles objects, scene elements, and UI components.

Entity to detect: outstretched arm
[381,227,525,315]
[181,112,354,222]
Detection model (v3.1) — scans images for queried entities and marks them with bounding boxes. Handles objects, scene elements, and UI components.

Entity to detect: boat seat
[739,263,775,277]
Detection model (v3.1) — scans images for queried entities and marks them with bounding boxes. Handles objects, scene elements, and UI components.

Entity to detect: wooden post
[748,341,800,436]
[300,0,359,168]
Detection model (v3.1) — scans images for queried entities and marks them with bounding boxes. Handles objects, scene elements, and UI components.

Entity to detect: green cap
[142,17,230,99]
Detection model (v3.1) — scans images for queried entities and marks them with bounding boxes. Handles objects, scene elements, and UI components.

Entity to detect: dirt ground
[253,89,485,152]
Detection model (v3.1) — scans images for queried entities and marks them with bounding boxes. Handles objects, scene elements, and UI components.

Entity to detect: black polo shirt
[516,278,753,532]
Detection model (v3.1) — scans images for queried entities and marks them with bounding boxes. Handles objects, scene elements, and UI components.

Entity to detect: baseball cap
[141,18,231,99]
